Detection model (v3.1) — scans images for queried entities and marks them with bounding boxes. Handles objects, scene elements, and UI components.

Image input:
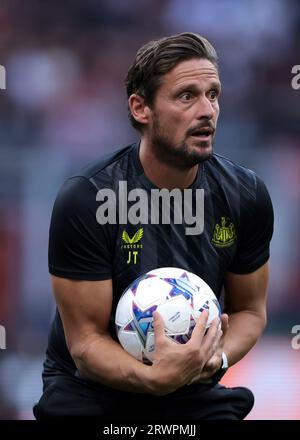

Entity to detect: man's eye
[180,92,193,101]
[208,90,218,100]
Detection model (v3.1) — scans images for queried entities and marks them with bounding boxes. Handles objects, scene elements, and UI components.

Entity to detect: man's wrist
[142,364,170,396]
[209,352,229,385]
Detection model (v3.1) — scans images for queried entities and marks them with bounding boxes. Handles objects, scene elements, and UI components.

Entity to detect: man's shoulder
[72,143,136,182]
[209,152,257,178]
[54,143,136,206]
[206,153,258,199]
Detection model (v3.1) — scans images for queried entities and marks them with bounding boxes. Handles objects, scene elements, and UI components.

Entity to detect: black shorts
[33,374,254,421]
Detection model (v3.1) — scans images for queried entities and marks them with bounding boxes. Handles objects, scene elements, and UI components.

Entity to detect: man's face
[147,58,221,169]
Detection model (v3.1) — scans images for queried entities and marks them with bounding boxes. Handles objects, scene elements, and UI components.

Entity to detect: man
[34,32,273,420]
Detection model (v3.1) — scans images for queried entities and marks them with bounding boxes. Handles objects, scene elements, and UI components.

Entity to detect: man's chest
[111,211,238,307]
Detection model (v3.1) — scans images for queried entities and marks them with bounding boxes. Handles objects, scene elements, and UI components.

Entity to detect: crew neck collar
[131,141,204,190]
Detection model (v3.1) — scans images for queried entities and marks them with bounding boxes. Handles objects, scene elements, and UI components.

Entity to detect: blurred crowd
[0,0,299,419]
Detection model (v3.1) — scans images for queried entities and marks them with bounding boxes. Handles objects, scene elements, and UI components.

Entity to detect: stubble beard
[150,116,214,170]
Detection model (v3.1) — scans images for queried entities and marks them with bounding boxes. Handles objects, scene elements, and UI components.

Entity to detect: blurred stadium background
[0,0,299,420]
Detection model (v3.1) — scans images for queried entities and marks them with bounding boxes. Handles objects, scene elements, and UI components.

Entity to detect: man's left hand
[188,313,229,384]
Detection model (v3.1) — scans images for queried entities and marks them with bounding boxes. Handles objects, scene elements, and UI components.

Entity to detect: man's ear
[128,94,151,126]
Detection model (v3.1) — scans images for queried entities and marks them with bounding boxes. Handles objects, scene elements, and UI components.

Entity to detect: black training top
[44,142,273,381]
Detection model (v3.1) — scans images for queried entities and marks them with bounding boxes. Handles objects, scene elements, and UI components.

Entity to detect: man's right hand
[149,310,222,396]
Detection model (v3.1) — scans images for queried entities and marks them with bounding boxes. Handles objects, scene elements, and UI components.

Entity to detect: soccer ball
[115,267,221,364]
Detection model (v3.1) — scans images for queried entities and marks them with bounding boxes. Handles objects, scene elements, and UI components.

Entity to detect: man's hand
[149,310,222,396]
[189,313,229,384]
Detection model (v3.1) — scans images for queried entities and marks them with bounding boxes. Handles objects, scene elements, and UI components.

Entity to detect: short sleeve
[48,176,113,280]
[228,176,274,274]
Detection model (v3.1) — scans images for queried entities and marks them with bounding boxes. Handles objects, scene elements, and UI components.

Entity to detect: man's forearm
[72,333,156,394]
[70,311,221,396]
[223,310,266,366]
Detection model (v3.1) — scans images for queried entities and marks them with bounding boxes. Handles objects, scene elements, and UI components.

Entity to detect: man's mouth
[189,127,214,140]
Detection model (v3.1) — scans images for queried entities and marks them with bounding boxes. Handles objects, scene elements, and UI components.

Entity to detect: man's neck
[139,138,199,190]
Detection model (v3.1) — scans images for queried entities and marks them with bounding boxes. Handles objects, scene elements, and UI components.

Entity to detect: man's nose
[196,96,214,120]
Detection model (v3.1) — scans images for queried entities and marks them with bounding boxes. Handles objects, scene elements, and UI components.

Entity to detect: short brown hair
[125,32,218,131]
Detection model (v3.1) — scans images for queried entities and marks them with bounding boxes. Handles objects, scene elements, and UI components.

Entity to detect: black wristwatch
[211,352,229,384]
